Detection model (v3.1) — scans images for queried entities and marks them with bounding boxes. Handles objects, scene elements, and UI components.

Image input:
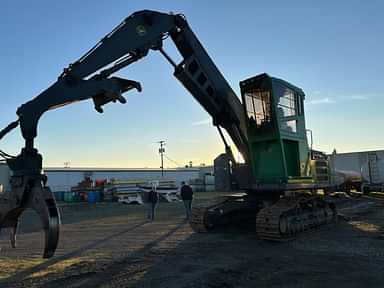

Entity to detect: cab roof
[240,73,305,99]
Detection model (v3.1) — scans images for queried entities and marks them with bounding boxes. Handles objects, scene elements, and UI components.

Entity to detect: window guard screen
[278,88,296,117]
[278,88,297,133]
[244,89,271,126]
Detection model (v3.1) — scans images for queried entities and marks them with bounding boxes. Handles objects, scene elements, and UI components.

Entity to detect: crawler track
[256,196,337,240]
[190,195,338,240]
[189,198,228,232]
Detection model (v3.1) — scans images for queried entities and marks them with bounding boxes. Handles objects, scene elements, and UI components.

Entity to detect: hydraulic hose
[0,120,19,141]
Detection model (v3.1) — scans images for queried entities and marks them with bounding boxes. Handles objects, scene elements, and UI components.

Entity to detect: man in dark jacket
[180,181,193,219]
[143,188,159,221]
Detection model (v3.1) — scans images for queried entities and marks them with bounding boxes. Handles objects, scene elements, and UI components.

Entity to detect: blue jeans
[146,202,157,221]
[183,200,192,219]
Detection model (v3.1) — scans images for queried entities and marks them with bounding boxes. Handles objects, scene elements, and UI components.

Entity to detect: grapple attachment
[0,149,60,258]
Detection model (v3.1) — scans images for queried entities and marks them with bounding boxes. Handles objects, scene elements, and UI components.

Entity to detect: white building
[44,167,202,192]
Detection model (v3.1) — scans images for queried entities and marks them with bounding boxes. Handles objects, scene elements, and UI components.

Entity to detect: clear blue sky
[0,0,383,168]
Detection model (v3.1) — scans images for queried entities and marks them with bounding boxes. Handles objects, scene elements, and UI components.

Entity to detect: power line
[164,154,182,167]
[154,141,183,168]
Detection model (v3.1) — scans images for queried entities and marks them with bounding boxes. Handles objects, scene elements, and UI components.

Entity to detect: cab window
[244,89,271,126]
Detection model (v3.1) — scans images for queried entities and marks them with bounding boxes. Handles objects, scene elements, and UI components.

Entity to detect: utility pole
[158,141,166,177]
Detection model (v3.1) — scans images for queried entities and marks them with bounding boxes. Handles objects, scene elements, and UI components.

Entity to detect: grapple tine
[30,186,60,258]
[0,205,23,250]
[0,183,60,258]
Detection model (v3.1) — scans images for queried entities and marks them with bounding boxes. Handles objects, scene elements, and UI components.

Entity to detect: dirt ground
[0,193,384,288]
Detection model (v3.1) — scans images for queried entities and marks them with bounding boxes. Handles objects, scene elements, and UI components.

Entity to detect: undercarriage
[190,191,337,240]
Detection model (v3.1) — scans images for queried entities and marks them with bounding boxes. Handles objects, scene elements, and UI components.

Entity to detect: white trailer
[329,150,384,193]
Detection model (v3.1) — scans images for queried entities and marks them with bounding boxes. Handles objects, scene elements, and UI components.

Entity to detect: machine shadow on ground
[0,196,384,288]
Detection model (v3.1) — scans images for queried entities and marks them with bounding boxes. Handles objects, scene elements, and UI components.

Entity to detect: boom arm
[16,10,249,161]
[0,10,250,258]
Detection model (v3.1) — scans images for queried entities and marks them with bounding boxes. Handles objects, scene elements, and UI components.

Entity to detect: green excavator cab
[240,73,310,185]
